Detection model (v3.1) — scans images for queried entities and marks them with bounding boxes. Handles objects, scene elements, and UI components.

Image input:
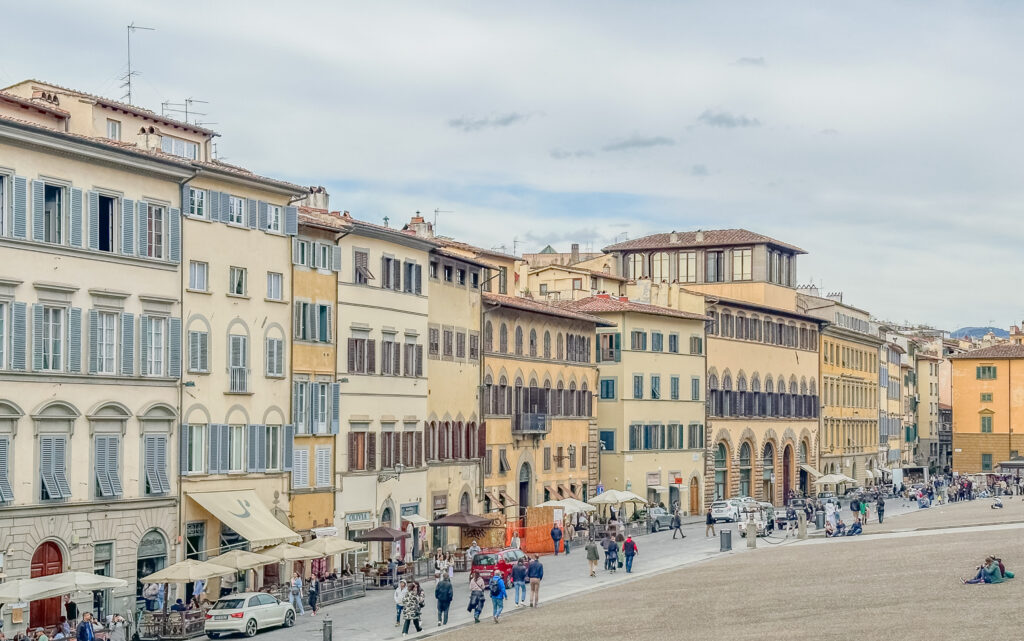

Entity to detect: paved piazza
[436,501,1024,641]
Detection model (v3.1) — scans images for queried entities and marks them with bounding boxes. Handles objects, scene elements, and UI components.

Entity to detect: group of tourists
[962,556,1015,585]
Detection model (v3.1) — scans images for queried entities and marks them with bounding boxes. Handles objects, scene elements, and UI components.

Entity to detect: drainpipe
[176,170,198,563]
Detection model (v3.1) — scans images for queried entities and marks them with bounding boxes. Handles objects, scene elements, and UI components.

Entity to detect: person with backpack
[434,574,453,626]
[605,536,618,573]
[671,511,685,539]
[622,536,638,573]
[488,570,507,623]
[527,554,544,607]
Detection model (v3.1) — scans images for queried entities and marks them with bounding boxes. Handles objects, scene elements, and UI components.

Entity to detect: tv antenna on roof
[433,208,453,232]
[121,22,155,105]
[162,98,209,126]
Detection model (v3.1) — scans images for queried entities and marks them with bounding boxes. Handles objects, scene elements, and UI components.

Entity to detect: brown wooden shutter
[415,345,423,376]
[367,432,377,471]
[415,431,423,467]
[348,432,357,471]
[393,344,400,375]
[477,422,487,460]
[393,260,401,290]
[366,339,376,373]
[347,338,357,372]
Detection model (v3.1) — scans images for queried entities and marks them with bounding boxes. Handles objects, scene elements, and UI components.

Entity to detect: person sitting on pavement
[845,518,863,536]
[825,520,836,537]
[835,518,847,536]
[992,497,1004,509]
[963,557,1004,584]
[992,556,1015,579]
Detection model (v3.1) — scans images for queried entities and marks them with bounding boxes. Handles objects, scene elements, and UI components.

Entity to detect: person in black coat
[434,575,453,626]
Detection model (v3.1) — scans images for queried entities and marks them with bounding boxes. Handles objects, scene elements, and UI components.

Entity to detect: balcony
[229,366,250,393]
[512,412,551,435]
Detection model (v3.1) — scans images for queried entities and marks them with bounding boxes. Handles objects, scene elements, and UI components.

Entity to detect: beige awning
[499,490,518,507]
[484,490,502,507]
[864,469,875,479]
[799,464,824,478]
[402,514,429,527]
[188,490,301,549]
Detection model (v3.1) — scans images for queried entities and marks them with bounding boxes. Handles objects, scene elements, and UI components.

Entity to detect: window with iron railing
[228,335,249,393]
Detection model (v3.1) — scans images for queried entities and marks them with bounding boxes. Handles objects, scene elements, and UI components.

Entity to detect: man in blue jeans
[622,536,638,573]
[489,570,507,623]
[550,523,563,555]
[511,558,528,606]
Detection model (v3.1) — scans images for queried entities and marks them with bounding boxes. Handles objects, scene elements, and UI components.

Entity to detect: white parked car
[205,592,295,638]
[710,499,743,523]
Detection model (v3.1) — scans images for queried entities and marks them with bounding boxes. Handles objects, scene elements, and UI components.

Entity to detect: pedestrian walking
[288,573,305,616]
[585,539,600,577]
[434,574,453,626]
[859,500,868,526]
[622,536,638,573]
[564,522,573,554]
[401,582,425,636]
[527,554,544,607]
[488,570,507,623]
[107,615,126,641]
[705,508,716,537]
[308,574,320,616]
[75,613,94,641]
[671,511,685,539]
[605,536,618,573]
[467,571,486,623]
[876,496,885,524]
[550,523,563,555]
[511,558,528,606]
[393,579,408,627]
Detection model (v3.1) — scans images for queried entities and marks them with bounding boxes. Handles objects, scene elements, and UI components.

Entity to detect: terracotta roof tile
[0,90,70,118]
[483,292,615,327]
[950,344,1024,359]
[603,229,806,254]
[558,296,708,321]
[298,208,349,232]
[432,237,519,260]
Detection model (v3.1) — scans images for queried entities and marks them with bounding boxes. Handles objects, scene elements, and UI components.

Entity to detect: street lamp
[377,463,405,484]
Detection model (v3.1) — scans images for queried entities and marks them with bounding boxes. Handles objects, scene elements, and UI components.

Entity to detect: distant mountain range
[950,326,1010,339]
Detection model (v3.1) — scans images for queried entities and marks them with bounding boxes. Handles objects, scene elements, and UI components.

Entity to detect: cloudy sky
[3,1,1020,330]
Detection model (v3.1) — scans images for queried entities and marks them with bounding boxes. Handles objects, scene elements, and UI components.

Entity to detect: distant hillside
[950,326,1009,339]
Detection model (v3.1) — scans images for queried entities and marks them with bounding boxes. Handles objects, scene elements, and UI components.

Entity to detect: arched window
[499,324,508,353]
[722,374,733,416]
[484,321,493,352]
[739,442,752,497]
[751,374,762,416]
[736,313,747,340]
[566,335,575,362]
[581,381,591,417]
[483,375,493,414]
[650,252,670,282]
[453,421,463,459]
[714,443,729,500]
[554,382,564,416]
[799,441,808,464]
[737,375,748,416]
[543,331,551,359]
[428,422,438,460]
[750,315,760,342]
[763,317,773,344]
[762,442,776,502]
[764,377,774,416]
[526,379,541,416]
[628,253,645,279]
[788,379,799,417]
[529,329,537,357]
[515,326,524,356]
[721,312,733,338]
[568,382,577,417]
[799,379,809,418]
[809,380,819,418]
[708,374,720,416]
[514,377,524,418]
[543,381,552,415]
[706,311,718,336]
[556,333,564,360]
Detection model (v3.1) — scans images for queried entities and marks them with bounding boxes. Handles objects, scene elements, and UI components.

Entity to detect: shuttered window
[266,425,281,471]
[144,435,171,495]
[39,436,72,500]
[266,338,284,377]
[36,306,64,371]
[347,337,374,374]
[188,188,206,218]
[670,376,680,400]
[229,335,248,392]
[182,424,206,473]
[0,437,13,502]
[349,430,368,471]
[94,435,124,498]
[145,316,165,377]
[228,424,244,472]
[315,446,331,487]
[354,250,373,284]
[0,302,5,370]
[381,339,400,376]
[292,448,310,488]
[189,330,209,373]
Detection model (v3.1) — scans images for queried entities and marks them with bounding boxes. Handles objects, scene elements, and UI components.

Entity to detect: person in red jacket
[622,536,638,573]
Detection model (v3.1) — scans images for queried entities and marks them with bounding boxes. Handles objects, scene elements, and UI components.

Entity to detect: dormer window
[160,135,199,160]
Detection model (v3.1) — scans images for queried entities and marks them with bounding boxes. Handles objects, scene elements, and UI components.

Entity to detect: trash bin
[815,510,825,530]
[720,529,732,552]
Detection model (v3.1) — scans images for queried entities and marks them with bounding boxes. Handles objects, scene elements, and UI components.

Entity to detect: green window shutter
[614,333,621,362]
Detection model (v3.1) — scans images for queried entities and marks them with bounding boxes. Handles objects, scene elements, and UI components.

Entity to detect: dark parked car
[648,507,674,532]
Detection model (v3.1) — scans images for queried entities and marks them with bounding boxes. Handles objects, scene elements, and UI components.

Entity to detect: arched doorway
[31,541,63,626]
[762,442,776,504]
[136,530,168,609]
[783,444,793,500]
[460,491,471,514]
[689,477,700,515]
[381,507,394,560]
[518,462,532,520]
[799,441,809,495]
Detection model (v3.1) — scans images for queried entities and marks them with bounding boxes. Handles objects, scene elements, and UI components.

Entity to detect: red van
[470,547,528,586]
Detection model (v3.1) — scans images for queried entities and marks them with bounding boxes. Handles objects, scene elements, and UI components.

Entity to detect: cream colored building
[563,295,708,515]
[526,263,627,302]
[335,215,435,560]
[602,229,824,505]
[916,352,940,471]
[0,94,186,627]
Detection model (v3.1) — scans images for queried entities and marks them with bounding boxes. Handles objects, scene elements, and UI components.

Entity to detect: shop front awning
[189,490,301,549]
[544,484,558,498]
[864,469,874,479]
[647,485,669,493]
[402,514,429,527]
[799,464,824,478]
[558,485,572,500]
[499,491,518,507]
[485,490,503,507]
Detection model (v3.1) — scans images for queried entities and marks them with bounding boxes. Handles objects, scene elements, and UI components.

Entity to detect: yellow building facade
[481,293,607,518]
[564,295,708,515]
[950,345,1024,473]
[526,263,627,301]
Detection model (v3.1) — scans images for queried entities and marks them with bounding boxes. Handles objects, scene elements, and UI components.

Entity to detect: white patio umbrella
[300,537,365,556]
[208,549,278,571]
[261,542,321,561]
[561,497,597,513]
[0,572,128,602]
[141,559,235,583]
[537,499,597,515]
[589,489,647,505]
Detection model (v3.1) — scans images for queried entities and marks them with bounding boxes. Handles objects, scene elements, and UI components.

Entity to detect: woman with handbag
[401,581,425,636]
[467,571,486,623]
[288,573,305,616]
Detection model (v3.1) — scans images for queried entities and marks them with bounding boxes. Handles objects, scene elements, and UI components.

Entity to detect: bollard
[746,513,757,549]
[815,510,825,530]
[322,613,332,641]
[797,511,808,540]
[719,529,732,552]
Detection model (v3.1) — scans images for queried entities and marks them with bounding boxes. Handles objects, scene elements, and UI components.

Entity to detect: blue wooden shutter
[246,199,257,229]
[11,176,27,238]
[70,188,83,247]
[10,302,26,370]
[31,180,44,241]
[332,246,341,272]
[285,206,298,235]
[292,381,301,426]
[310,383,320,433]
[68,307,82,373]
[121,198,135,255]
[219,423,230,472]
[220,193,230,223]
[258,201,268,230]
[155,435,170,492]
[179,424,190,474]
[256,424,267,472]
[107,436,123,496]
[137,201,148,258]
[120,312,134,375]
[0,437,13,502]
[283,424,294,471]
[208,190,221,222]
[207,424,221,474]
[181,183,190,215]
[331,383,340,434]
[87,191,99,250]
[31,304,44,371]
[138,315,150,376]
[95,436,112,496]
[39,437,57,497]
[53,437,71,498]
[169,207,181,263]
[246,424,259,472]
[168,317,182,378]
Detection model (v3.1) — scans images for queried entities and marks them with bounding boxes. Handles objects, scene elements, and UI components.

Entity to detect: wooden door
[31,542,63,627]
[689,477,700,515]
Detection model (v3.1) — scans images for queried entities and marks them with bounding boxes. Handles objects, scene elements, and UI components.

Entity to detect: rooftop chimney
[596,293,611,299]
[570,243,580,264]
[294,186,330,211]
[404,211,435,238]
[695,230,704,243]
[618,296,628,303]
[669,231,679,243]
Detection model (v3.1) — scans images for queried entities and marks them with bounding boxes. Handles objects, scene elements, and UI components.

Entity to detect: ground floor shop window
[137,530,168,610]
